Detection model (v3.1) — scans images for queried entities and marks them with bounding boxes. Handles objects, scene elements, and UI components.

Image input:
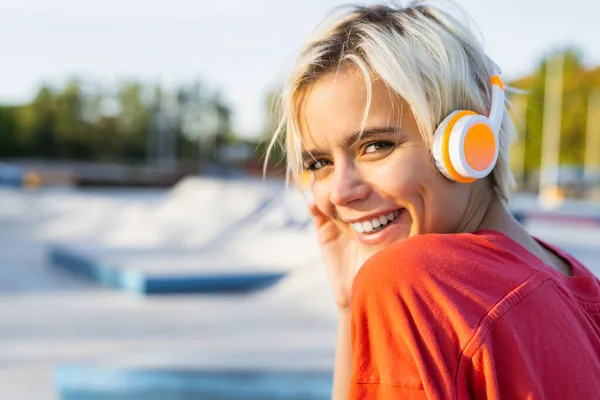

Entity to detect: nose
[329,162,369,207]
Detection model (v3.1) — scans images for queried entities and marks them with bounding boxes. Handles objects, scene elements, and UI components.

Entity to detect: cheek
[371,150,436,200]
[310,181,335,216]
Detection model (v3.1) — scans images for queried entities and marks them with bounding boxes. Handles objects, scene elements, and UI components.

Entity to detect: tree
[0,106,20,156]
[509,47,590,183]
[26,86,57,158]
[117,82,150,162]
[53,79,90,159]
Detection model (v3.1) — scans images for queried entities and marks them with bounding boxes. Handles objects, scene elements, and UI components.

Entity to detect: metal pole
[538,52,565,208]
[585,88,600,197]
[511,95,528,190]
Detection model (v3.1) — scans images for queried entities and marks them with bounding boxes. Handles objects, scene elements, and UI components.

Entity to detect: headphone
[432,75,505,183]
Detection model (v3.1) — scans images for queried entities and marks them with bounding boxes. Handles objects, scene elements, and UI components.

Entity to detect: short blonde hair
[267,0,517,201]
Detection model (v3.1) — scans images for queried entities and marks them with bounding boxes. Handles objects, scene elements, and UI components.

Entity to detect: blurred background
[1,1,599,399]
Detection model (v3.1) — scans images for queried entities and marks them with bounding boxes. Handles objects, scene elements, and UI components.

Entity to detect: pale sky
[2,0,600,138]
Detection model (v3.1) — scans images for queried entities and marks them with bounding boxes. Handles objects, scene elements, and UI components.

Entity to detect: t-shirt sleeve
[349,236,466,399]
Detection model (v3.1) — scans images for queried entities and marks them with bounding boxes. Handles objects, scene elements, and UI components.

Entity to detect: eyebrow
[301,126,400,162]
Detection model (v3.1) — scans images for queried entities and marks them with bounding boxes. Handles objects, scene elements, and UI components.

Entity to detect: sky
[2,0,600,139]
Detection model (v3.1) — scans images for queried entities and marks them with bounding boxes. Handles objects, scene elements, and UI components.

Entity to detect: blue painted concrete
[511,210,600,226]
[55,365,332,400]
[48,245,125,289]
[0,162,25,187]
[512,211,527,224]
[48,245,285,295]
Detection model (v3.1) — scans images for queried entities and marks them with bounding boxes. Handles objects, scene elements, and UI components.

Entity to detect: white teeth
[351,210,403,234]
[353,223,364,233]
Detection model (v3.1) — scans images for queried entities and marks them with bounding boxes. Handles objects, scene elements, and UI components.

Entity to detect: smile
[351,209,401,234]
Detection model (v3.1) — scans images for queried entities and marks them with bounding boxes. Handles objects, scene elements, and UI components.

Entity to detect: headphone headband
[488,75,505,134]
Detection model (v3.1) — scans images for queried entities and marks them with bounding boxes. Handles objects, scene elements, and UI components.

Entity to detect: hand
[308,202,361,310]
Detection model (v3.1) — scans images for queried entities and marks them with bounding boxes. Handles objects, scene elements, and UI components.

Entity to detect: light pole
[538,52,565,209]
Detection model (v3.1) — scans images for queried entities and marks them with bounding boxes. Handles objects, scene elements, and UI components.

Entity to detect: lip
[343,208,402,224]
[352,208,409,246]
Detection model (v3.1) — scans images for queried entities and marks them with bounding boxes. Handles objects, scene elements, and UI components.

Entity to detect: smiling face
[299,67,481,255]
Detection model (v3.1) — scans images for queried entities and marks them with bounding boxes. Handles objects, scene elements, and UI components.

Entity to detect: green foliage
[3,50,597,178]
[0,106,20,156]
[0,78,234,165]
[509,47,600,183]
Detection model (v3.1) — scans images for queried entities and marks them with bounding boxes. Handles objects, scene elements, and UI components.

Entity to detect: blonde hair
[266,0,517,201]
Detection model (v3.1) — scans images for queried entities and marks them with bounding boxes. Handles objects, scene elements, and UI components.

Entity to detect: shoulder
[348,231,574,396]
[352,232,493,299]
[350,231,532,334]
[349,233,496,393]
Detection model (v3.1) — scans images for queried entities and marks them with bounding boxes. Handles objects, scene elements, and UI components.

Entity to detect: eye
[304,159,331,171]
[363,141,395,154]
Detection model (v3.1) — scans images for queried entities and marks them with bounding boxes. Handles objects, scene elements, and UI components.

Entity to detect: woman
[267,2,600,399]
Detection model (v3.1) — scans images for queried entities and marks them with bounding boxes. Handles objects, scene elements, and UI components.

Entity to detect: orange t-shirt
[349,229,600,399]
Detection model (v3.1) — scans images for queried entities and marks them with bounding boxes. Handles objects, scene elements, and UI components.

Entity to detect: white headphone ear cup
[432,111,463,180]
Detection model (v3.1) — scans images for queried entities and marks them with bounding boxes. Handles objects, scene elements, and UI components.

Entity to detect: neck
[459,183,526,243]
[458,182,503,234]
[460,185,572,277]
